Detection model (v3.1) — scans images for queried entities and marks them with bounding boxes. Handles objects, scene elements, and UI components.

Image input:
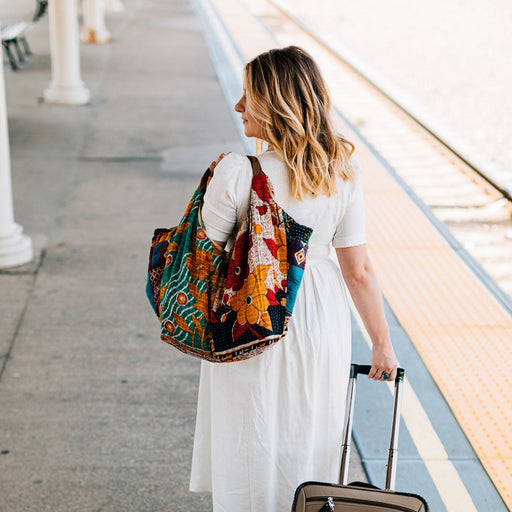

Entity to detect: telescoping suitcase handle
[339,364,406,491]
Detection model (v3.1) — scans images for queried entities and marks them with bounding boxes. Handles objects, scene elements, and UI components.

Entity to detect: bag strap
[247,155,264,176]
[223,155,263,254]
[199,168,212,190]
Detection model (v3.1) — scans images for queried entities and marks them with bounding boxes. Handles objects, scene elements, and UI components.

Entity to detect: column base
[0,223,33,269]
[81,27,112,44]
[44,82,90,105]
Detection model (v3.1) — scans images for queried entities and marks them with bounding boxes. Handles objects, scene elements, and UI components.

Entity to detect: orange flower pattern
[146,176,225,357]
[231,266,271,327]
[211,170,312,356]
[186,247,214,281]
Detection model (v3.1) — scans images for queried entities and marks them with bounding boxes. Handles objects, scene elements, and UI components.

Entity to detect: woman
[189,46,398,512]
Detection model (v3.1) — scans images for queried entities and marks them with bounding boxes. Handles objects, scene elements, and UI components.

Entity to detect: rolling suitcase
[292,364,429,511]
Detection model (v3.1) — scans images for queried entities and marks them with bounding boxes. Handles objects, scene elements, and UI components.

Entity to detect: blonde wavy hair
[245,46,356,200]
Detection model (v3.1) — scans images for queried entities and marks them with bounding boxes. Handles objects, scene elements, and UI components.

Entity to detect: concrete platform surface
[0,1,365,511]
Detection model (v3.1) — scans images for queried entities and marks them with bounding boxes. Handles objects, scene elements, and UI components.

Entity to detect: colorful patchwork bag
[146,155,313,362]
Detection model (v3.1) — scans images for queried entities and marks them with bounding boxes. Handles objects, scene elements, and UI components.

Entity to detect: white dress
[189,151,366,512]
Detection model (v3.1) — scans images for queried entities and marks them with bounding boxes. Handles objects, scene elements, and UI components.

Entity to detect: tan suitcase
[292,364,429,512]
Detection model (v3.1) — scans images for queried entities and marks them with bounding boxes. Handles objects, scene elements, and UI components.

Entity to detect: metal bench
[1,0,48,71]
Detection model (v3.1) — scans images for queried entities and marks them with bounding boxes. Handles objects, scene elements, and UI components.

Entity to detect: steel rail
[269,0,512,204]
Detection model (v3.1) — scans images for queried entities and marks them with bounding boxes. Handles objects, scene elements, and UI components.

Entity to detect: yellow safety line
[203,0,512,507]
[353,312,478,511]
[358,146,512,509]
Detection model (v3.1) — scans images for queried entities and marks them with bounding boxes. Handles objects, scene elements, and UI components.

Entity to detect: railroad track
[250,0,512,300]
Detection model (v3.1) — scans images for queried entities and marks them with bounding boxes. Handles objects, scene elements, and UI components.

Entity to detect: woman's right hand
[369,341,398,382]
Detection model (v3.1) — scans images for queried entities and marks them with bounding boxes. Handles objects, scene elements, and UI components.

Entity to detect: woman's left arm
[336,244,398,381]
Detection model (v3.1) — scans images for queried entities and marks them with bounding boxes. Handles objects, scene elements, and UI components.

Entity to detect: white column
[44,0,90,105]
[0,56,32,268]
[81,0,112,44]
[106,0,125,13]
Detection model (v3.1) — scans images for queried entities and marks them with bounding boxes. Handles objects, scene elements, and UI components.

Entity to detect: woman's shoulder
[214,152,252,175]
[207,152,252,202]
[331,156,361,187]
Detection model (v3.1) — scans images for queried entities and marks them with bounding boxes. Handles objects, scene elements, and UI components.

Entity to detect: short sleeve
[332,161,366,248]
[201,153,252,243]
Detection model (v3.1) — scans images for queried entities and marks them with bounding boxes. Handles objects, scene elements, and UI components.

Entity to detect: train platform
[0,0,510,511]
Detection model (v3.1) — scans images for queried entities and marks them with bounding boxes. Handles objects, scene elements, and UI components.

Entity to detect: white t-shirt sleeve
[332,160,366,248]
[201,153,252,243]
